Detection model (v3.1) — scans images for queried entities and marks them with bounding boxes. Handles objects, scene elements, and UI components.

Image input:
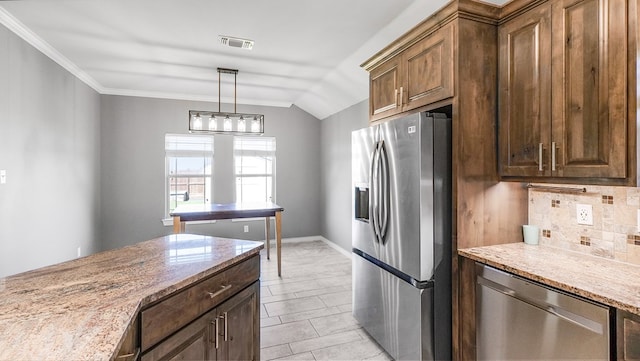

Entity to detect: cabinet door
[550,0,627,178]
[402,23,454,111]
[498,4,552,177]
[217,282,260,361]
[369,58,402,121]
[141,309,216,361]
[618,310,640,360]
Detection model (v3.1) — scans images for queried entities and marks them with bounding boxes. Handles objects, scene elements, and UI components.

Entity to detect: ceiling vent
[218,35,254,50]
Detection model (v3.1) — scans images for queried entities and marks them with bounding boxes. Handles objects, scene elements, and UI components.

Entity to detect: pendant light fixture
[189,68,264,134]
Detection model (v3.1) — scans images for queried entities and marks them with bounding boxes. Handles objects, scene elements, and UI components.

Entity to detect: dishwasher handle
[477,276,605,335]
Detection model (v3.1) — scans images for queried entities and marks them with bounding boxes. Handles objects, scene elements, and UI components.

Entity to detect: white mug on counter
[522,225,539,245]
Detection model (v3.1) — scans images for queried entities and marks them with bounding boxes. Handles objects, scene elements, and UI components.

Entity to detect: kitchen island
[0,233,263,360]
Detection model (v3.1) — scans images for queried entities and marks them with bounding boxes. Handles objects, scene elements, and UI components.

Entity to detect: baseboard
[318,236,352,259]
[263,235,352,259]
[281,236,322,244]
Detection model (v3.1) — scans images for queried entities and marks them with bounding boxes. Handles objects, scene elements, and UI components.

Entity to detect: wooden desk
[170,202,284,276]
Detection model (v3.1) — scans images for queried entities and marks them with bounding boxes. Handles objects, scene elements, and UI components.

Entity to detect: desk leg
[173,216,185,234]
[264,216,271,260]
[275,211,282,277]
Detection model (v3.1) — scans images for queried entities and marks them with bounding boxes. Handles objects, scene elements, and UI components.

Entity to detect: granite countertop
[0,234,263,361]
[459,242,640,315]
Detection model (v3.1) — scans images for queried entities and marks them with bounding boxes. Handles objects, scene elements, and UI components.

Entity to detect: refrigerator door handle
[369,142,381,243]
[378,140,390,244]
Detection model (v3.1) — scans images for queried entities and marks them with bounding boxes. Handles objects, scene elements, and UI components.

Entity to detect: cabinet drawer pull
[394,88,399,106]
[207,284,232,299]
[551,142,557,171]
[538,143,543,172]
[399,86,404,106]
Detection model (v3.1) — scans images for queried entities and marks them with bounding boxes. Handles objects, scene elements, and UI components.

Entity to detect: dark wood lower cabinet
[141,282,259,361]
[141,309,213,361]
[618,309,640,361]
[114,316,140,361]
[217,282,259,361]
[138,255,261,361]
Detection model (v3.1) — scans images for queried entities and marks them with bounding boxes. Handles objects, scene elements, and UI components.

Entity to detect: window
[234,136,276,203]
[165,134,214,217]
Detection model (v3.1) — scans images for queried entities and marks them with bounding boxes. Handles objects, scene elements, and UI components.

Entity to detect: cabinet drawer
[141,255,259,351]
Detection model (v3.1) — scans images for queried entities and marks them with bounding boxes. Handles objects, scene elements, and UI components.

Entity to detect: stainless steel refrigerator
[352,111,451,361]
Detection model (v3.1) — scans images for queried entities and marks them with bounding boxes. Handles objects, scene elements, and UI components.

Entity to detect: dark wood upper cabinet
[367,23,454,122]
[551,0,628,178]
[370,58,402,121]
[499,3,552,177]
[403,23,454,111]
[499,0,631,182]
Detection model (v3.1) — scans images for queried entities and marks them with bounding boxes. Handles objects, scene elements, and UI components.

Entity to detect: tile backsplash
[528,183,640,266]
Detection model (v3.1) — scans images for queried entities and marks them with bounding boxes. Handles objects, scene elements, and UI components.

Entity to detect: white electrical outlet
[77,247,81,258]
[244,225,249,233]
[576,204,593,225]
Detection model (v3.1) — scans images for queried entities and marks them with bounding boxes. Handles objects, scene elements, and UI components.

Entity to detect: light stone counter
[459,242,640,315]
[0,234,263,361]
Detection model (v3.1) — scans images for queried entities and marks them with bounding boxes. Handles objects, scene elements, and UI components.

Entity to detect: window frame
[233,136,276,205]
[164,134,215,219]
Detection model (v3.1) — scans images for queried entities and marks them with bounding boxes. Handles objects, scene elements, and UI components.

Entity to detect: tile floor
[259,240,391,361]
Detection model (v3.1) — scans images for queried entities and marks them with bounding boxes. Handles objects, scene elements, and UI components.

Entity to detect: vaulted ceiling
[0,0,508,120]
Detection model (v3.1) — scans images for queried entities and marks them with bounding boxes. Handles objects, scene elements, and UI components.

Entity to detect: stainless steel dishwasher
[476,263,611,360]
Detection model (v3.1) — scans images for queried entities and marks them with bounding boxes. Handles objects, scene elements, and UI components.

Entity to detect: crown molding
[0,8,294,110]
[0,6,105,93]
[101,87,293,108]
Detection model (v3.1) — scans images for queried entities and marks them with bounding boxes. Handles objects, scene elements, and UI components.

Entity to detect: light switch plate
[576,204,593,225]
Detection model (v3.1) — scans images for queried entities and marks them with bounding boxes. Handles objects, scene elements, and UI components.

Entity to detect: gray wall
[0,19,356,277]
[319,100,368,252]
[0,25,101,277]
[100,95,322,250]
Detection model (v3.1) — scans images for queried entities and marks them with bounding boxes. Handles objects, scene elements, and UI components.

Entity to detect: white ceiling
[0,0,509,120]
